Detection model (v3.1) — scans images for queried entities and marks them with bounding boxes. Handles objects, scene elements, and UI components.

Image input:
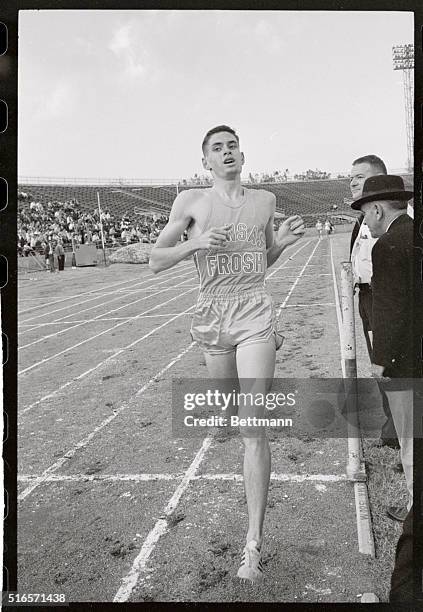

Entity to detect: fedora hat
[351,175,413,210]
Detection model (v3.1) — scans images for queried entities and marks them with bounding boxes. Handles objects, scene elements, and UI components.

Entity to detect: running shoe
[237,540,264,583]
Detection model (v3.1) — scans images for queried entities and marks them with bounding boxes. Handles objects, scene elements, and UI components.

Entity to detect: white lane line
[18,261,193,315]
[266,240,312,281]
[18,245,304,415]
[275,239,321,317]
[20,297,68,301]
[17,341,197,500]
[274,264,325,270]
[21,313,194,325]
[18,241,335,600]
[275,273,331,279]
[20,321,92,328]
[113,435,214,603]
[284,303,335,308]
[19,263,194,325]
[17,277,144,315]
[18,282,197,374]
[18,244,309,334]
[19,241,307,369]
[112,240,319,603]
[18,270,196,348]
[18,472,347,483]
[18,307,196,417]
[113,285,201,291]
[19,304,196,418]
[18,270,196,338]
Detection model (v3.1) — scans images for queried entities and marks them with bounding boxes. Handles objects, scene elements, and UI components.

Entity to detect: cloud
[33,78,76,121]
[108,23,146,79]
[109,23,131,54]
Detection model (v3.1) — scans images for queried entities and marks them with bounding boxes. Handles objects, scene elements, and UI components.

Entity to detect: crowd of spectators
[247,169,333,183]
[179,169,337,186]
[178,174,213,187]
[18,191,169,256]
[293,169,331,181]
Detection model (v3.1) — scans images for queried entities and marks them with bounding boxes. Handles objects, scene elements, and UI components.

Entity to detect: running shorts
[190,288,284,355]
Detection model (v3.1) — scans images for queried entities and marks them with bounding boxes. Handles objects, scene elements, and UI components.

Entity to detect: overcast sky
[18,10,413,180]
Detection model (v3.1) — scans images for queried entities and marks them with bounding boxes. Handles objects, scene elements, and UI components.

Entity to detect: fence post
[340,262,362,480]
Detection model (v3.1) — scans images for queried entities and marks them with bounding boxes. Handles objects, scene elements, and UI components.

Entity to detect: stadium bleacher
[19,183,178,222]
[19,175,413,229]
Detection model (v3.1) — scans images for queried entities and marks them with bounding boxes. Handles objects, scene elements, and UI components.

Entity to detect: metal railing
[18,175,380,187]
[18,176,181,186]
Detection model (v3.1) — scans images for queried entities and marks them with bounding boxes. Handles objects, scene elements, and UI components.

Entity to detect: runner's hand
[276,215,305,247]
[196,225,231,250]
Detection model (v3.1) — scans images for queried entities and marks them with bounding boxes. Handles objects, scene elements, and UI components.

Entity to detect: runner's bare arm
[149,192,230,273]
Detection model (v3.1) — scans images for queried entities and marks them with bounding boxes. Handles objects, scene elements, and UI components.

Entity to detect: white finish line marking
[113,435,214,603]
[18,472,347,483]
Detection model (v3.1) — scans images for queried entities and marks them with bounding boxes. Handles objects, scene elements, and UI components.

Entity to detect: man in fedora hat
[351,174,414,522]
[349,155,399,450]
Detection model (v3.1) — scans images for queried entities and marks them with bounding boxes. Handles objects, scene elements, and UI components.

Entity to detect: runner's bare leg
[236,339,276,547]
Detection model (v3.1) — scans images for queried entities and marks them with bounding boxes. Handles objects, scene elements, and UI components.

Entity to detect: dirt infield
[17,233,407,602]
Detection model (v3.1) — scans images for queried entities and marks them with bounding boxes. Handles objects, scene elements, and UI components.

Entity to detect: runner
[149,125,305,582]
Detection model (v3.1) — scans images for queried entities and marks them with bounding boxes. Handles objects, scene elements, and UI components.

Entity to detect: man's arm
[149,191,229,273]
[266,213,306,268]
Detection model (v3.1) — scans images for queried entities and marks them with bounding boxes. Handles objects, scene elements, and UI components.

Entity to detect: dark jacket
[349,217,362,256]
[371,214,413,378]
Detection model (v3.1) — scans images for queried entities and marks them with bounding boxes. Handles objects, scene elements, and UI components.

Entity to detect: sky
[18,10,413,181]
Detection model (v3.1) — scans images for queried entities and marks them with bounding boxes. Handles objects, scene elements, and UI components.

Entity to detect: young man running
[149,125,305,582]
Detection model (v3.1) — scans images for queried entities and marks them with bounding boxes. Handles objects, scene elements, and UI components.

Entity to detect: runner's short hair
[202,125,239,154]
[352,155,387,174]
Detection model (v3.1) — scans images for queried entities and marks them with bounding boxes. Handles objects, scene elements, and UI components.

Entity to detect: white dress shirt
[351,222,378,284]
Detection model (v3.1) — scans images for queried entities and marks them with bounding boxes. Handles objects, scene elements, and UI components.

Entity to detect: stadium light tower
[392,44,414,171]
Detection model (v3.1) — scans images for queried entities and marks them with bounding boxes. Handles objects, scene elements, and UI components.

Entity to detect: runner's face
[349,163,381,200]
[203,132,244,178]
